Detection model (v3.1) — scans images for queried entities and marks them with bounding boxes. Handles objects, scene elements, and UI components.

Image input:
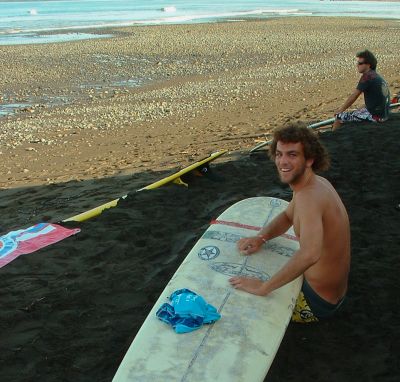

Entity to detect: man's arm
[336,89,362,114]
[258,209,292,241]
[237,208,292,255]
[230,194,323,295]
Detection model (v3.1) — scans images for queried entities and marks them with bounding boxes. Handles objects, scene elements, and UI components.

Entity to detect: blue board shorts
[291,279,345,324]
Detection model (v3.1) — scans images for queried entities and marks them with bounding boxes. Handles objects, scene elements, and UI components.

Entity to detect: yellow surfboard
[63,150,227,223]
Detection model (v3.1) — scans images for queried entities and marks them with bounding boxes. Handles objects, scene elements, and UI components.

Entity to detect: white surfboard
[113,197,302,382]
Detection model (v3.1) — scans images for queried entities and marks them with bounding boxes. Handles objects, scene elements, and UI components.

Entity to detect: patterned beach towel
[0,223,80,268]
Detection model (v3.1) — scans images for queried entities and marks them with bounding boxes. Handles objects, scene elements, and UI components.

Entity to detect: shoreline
[2,11,400,47]
[1,16,400,191]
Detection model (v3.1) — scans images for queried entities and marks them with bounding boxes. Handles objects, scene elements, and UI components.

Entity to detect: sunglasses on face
[357,61,367,65]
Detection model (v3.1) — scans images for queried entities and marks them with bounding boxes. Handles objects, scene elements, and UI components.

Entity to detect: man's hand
[237,236,264,255]
[229,276,268,296]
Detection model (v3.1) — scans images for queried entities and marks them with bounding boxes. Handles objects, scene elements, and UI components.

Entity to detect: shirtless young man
[229,123,350,322]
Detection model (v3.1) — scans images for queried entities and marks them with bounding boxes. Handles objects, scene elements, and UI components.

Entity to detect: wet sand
[1,16,400,382]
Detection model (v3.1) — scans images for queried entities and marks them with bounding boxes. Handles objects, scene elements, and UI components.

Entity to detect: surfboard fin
[173,177,188,187]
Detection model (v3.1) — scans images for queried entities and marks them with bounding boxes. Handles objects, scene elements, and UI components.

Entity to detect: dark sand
[1,115,400,382]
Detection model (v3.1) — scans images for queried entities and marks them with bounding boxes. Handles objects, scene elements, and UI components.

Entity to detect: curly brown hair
[269,122,330,172]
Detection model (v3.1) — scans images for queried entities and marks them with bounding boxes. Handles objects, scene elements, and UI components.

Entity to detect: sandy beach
[1,16,400,382]
[1,17,399,191]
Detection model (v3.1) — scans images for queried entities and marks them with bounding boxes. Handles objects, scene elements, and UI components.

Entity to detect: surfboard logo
[209,262,270,281]
[198,246,220,261]
[266,242,295,257]
[270,199,282,207]
[203,230,241,243]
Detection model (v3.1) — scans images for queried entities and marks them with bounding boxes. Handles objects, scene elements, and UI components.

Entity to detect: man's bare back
[288,175,350,304]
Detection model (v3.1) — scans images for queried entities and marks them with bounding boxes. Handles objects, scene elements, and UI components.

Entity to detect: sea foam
[162,6,177,13]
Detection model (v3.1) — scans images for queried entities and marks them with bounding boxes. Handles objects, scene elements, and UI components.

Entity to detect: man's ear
[306,158,314,168]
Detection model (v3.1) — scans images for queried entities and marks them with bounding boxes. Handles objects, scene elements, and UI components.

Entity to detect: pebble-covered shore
[1,17,399,187]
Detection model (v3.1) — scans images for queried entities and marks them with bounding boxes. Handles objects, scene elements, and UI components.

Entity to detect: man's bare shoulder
[296,176,344,216]
[295,184,324,204]
[315,175,335,189]
[293,181,327,216]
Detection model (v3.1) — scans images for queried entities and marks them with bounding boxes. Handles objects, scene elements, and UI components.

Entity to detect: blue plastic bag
[156,288,221,333]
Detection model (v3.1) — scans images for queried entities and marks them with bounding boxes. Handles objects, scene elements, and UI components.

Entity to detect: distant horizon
[0,0,398,2]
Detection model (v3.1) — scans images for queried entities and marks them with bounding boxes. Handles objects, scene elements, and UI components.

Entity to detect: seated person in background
[332,49,390,131]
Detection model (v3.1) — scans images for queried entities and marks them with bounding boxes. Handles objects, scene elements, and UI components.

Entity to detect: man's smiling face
[274,141,313,186]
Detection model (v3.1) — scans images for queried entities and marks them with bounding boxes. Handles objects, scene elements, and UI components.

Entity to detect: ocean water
[0,0,399,45]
